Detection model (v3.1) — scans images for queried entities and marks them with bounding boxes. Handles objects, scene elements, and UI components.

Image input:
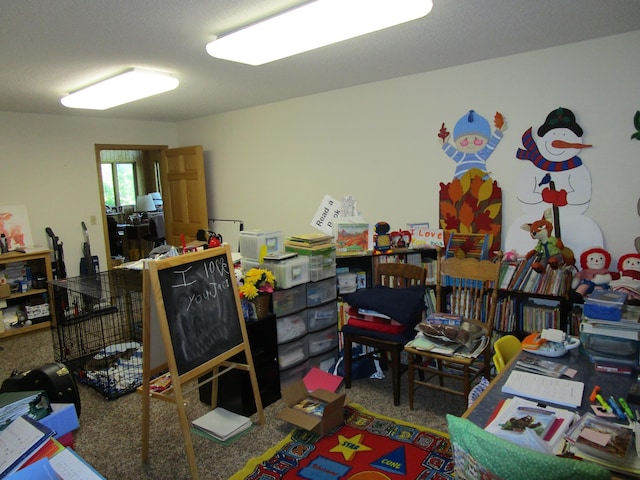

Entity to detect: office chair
[107,216,123,257]
[342,262,427,406]
[406,256,501,408]
[493,334,522,373]
[143,214,166,249]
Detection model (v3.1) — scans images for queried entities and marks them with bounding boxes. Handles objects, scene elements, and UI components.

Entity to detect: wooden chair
[342,262,427,406]
[406,256,501,408]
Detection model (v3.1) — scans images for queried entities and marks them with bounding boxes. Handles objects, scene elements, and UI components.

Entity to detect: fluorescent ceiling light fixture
[206,0,433,66]
[61,68,179,110]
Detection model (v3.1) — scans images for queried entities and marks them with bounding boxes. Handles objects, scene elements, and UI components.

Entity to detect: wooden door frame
[95,144,168,270]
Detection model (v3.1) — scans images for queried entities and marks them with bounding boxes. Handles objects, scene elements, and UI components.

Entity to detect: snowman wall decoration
[504,107,604,262]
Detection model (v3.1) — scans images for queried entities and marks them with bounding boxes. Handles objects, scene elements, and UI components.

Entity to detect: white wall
[0,31,638,276]
[177,31,640,267]
[0,113,177,276]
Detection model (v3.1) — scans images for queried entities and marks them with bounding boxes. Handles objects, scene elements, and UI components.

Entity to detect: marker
[595,393,611,412]
[618,397,635,421]
[589,385,601,403]
[608,396,626,420]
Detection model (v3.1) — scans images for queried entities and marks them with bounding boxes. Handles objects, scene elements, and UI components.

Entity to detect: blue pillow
[344,285,425,327]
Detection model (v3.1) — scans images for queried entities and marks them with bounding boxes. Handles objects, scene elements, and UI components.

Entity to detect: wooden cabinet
[0,250,54,338]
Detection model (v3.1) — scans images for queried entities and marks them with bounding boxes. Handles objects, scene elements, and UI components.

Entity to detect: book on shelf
[334,222,371,256]
[501,370,584,409]
[191,408,252,442]
[287,233,334,245]
[514,353,569,378]
[499,262,518,290]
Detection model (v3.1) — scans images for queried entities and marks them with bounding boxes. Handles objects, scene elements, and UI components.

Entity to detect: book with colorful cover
[565,413,633,464]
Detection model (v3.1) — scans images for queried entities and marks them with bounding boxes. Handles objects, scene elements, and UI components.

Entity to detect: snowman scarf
[516,127,583,171]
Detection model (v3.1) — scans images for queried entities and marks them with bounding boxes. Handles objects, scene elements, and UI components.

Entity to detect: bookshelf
[335,248,439,290]
[494,257,573,336]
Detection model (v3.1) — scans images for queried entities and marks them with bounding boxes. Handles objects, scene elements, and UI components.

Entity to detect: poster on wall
[0,205,33,250]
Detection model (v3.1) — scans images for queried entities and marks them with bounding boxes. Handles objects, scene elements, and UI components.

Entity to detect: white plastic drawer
[306,277,337,307]
[306,302,337,332]
[307,327,338,356]
[276,311,307,344]
[273,284,307,316]
[278,337,309,370]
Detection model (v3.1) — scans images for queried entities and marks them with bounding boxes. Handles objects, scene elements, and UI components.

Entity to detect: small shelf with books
[335,248,439,291]
[494,256,573,336]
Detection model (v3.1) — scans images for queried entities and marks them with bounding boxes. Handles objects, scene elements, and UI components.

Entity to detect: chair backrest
[374,262,427,288]
[493,334,522,372]
[436,257,501,332]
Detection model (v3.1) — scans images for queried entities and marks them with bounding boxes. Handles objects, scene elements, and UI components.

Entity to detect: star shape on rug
[329,433,373,461]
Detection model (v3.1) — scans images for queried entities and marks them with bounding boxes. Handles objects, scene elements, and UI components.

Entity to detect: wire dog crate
[50,269,143,399]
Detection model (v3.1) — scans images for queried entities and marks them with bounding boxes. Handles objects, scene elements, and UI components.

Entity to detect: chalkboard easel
[140,245,265,480]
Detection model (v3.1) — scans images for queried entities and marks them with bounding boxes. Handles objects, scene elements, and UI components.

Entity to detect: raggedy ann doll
[608,253,640,301]
[570,247,613,299]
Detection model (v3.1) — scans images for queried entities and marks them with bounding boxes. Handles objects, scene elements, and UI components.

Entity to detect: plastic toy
[373,222,393,255]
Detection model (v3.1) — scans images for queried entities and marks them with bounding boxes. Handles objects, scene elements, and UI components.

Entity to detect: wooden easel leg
[141,388,150,463]
[176,398,199,480]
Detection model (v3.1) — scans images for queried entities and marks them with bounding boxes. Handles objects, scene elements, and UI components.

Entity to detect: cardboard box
[278,380,346,436]
[0,284,10,299]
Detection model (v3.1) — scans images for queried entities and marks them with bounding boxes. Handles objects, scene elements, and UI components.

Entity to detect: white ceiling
[1,0,639,123]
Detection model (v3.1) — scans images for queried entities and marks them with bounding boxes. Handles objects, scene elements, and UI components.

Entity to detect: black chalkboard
[155,248,242,376]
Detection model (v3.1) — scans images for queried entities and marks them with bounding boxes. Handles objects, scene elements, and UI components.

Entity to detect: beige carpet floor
[0,328,467,480]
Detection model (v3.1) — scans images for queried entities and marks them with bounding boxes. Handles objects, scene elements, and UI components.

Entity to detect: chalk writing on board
[158,253,243,375]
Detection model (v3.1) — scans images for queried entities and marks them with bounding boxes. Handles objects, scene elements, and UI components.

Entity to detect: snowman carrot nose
[551,140,592,149]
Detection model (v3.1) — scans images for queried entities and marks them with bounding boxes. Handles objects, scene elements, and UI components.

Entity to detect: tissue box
[278,380,346,436]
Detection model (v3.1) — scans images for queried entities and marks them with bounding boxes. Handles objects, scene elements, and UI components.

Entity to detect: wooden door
[160,145,208,247]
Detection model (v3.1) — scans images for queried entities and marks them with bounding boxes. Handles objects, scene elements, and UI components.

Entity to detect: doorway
[95,144,167,270]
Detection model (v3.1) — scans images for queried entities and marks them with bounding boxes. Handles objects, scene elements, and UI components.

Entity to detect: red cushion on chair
[346,306,407,334]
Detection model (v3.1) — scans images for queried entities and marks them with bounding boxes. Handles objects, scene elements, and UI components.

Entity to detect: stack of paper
[0,415,54,477]
[192,408,252,442]
[501,370,584,408]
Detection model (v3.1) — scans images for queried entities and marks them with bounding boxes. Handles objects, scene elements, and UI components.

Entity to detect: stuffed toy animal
[521,211,575,273]
[608,253,640,301]
[570,247,613,298]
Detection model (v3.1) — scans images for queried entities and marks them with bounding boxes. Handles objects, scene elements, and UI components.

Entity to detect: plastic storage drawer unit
[306,277,337,307]
[272,284,307,317]
[307,303,337,332]
[278,337,309,370]
[307,327,338,356]
[276,311,307,344]
[239,230,284,260]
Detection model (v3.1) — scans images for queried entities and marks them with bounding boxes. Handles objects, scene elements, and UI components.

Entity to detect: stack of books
[580,292,639,373]
[191,407,253,442]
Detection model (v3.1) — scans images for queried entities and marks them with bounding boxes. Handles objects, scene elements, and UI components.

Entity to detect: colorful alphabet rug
[231,403,454,479]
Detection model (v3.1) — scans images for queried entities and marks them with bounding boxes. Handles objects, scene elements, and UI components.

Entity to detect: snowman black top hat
[537,107,583,137]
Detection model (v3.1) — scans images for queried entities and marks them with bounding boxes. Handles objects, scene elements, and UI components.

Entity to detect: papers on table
[501,370,584,409]
[485,396,578,454]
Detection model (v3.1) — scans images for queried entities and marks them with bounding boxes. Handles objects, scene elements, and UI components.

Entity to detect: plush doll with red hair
[608,253,640,301]
[570,247,613,298]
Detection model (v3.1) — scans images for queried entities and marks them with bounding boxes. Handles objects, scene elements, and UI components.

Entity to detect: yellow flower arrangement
[239,268,276,300]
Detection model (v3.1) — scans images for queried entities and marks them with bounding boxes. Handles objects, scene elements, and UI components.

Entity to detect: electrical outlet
[90,215,97,225]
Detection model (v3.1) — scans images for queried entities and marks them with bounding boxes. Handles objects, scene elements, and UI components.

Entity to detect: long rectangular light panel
[61,68,179,110]
[206,0,433,66]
